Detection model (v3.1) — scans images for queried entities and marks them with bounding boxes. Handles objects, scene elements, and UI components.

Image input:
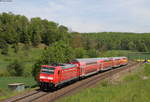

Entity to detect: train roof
[41,65,55,68]
[60,64,77,69]
[41,64,77,69]
[111,56,127,59]
[74,57,127,62]
[73,57,109,63]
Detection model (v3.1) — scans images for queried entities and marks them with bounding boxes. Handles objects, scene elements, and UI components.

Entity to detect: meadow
[0,44,45,76]
[58,63,150,102]
[0,44,44,100]
[0,77,36,100]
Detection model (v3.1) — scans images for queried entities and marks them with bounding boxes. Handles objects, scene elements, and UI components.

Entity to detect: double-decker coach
[71,59,99,77]
[100,58,112,70]
[111,57,128,67]
[120,57,128,65]
[111,57,121,67]
[89,58,112,71]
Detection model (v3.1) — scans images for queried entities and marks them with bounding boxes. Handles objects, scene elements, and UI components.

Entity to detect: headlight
[48,77,53,80]
[40,76,46,79]
[39,76,53,80]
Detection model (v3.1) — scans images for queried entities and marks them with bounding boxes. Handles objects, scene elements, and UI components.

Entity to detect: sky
[0,0,150,33]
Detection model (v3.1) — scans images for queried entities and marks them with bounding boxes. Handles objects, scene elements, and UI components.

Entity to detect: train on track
[38,57,128,90]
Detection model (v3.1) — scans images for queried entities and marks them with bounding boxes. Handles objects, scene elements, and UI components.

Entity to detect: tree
[7,60,24,76]
[70,33,83,48]
[128,41,136,51]
[57,25,69,41]
[74,48,88,58]
[42,40,75,64]
[30,18,42,46]
[87,49,99,58]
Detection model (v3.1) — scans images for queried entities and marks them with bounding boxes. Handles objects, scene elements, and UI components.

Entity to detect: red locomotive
[38,57,128,90]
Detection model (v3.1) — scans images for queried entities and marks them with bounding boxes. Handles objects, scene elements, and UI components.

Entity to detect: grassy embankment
[0,44,45,76]
[0,77,36,100]
[0,44,44,100]
[58,63,150,102]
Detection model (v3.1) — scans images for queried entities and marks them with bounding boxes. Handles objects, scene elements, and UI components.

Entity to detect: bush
[7,60,24,76]
[1,45,9,55]
[23,64,33,77]
[0,39,7,49]
[13,43,19,53]
[74,48,88,58]
[87,49,99,58]
[32,60,44,81]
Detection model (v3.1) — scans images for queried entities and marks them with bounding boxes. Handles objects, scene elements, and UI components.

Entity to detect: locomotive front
[39,65,57,90]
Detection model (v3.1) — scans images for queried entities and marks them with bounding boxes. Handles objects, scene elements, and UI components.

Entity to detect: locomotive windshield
[41,67,55,74]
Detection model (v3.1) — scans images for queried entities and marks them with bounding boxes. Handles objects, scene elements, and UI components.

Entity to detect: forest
[0,12,150,78]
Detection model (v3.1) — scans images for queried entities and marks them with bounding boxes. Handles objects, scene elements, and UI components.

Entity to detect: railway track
[2,62,141,102]
[2,90,49,102]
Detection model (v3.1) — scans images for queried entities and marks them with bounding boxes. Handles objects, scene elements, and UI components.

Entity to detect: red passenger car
[100,58,112,70]
[71,59,99,77]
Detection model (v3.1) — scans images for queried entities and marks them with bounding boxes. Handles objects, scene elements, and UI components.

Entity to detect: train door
[98,61,102,71]
[100,61,104,70]
[57,70,61,83]
[80,65,85,77]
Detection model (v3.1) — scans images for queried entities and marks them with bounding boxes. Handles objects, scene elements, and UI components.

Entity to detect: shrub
[13,43,19,53]
[87,49,99,58]
[74,48,88,58]
[7,60,24,76]
[1,45,9,55]
[0,39,7,49]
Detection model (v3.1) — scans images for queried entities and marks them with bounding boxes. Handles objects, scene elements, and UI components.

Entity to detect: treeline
[1,12,150,53]
[75,32,150,52]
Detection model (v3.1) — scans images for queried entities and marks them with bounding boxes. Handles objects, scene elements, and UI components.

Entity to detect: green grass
[0,44,44,76]
[0,44,43,100]
[0,77,36,100]
[58,64,150,102]
[100,50,132,57]
[0,77,36,90]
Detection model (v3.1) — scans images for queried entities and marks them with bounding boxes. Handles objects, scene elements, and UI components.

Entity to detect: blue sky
[0,0,150,33]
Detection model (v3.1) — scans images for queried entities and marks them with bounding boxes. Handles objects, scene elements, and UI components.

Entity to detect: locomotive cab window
[41,67,55,74]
